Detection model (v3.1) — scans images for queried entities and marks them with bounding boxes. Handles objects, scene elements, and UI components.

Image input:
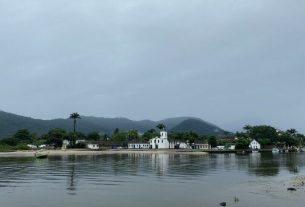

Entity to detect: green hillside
[0,111,225,138]
[171,118,225,135]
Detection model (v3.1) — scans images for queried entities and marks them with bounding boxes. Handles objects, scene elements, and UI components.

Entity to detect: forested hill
[171,119,225,135]
[0,111,226,138]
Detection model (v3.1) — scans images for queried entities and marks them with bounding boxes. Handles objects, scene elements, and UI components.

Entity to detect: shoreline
[0,149,209,156]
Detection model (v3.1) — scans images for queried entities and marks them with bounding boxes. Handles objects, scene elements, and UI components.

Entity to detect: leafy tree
[208,136,217,148]
[238,125,278,148]
[235,131,248,139]
[187,131,199,143]
[111,131,128,146]
[249,125,278,144]
[69,112,81,133]
[87,132,100,141]
[142,129,159,141]
[287,129,297,135]
[235,137,250,149]
[66,131,86,147]
[0,137,19,146]
[127,129,139,141]
[279,130,302,147]
[296,133,305,146]
[76,131,86,138]
[45,128,67,148]
[169,131,205,143]
[13,129,33,143]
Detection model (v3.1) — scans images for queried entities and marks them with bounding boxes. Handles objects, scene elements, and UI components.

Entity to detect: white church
[149,130,170,149]
[128,129,191,150]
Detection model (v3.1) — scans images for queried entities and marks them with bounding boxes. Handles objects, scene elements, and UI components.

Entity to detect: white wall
[249,140,261,150]
[87,144,99,149]
[128,143,150,149]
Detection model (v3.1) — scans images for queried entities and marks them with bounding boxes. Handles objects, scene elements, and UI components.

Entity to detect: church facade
[149,130,170,149]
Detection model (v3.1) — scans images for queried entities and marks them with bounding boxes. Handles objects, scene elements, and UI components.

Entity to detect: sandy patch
[0,149,208,157]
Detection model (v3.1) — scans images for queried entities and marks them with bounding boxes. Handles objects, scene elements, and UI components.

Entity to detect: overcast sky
[0,0,305,132]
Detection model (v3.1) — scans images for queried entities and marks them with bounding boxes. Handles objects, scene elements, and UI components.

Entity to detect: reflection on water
[248,153,280,176]
[67,155,77,195]
[0,152,305,207]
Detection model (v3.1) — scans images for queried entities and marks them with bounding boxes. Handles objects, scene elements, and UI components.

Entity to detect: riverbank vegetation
[235,125,304,149]
[0,122,304,151]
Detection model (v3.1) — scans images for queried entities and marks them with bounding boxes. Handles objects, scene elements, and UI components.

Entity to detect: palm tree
[69,112,81,133]
[156,123,166,131]
[243,125,252,132]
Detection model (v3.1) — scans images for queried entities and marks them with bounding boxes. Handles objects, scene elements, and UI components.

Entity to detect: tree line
[0,112,304,150]
[234,125,305,149]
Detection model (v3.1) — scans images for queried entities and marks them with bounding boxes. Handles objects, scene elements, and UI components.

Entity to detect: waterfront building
[86,142,99,149]
[27,144,37,149]
[192,143,211,150]
[62,139,70,150]
[249,139,261,150]
[128,143,150,149]
[169,141,190,149]
[216,145,225,150]
[227,145,236,150]
[149,130,170,149]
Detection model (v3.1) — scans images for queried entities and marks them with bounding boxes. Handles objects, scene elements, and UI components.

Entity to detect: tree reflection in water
[248,152,280,176]
[284,153,299,173]
[67,155,77,195]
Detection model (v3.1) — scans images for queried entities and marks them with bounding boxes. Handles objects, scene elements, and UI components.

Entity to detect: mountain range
[0,111,226,138]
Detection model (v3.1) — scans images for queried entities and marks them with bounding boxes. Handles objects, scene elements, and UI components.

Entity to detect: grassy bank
[0,144,30,152]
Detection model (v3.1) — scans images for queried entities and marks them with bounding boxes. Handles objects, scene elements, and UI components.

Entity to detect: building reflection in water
[151,153,169,176]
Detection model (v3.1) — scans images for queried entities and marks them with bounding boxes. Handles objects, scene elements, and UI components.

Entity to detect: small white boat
[34,150,49,159]
[272,148,280,153]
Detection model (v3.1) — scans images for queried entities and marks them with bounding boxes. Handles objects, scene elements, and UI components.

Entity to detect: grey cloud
[0,0,305,132]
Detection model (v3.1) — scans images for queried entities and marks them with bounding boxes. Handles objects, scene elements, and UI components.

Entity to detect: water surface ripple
[0,153,305,207]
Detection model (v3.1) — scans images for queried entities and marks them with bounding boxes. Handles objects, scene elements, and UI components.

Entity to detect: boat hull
[35,151,49,159]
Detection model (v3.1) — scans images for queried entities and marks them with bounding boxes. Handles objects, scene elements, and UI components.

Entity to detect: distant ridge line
[0,111,226,138]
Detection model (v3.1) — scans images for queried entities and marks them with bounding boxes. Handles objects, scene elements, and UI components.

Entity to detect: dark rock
[219,202,226,206]
[287,187,297,191]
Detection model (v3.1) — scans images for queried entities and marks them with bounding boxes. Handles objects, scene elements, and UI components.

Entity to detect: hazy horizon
[1,0,304,133]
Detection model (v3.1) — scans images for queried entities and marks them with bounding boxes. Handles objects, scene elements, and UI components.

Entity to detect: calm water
[0,152,305,207]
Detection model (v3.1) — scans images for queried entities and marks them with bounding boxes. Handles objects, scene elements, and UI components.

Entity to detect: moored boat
[34,150,49,158]
[272,147,280,153]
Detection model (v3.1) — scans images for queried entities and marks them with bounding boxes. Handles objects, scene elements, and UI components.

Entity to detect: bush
[16,144,31,150]
[0,144,30,151]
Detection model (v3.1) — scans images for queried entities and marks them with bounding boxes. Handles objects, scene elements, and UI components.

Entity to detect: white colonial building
[192,143,211,150]
[149,130,170,149]
[249,139,261,150]
[169,141,190,149]
[128,143,150,149]
[87,143,99,150]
